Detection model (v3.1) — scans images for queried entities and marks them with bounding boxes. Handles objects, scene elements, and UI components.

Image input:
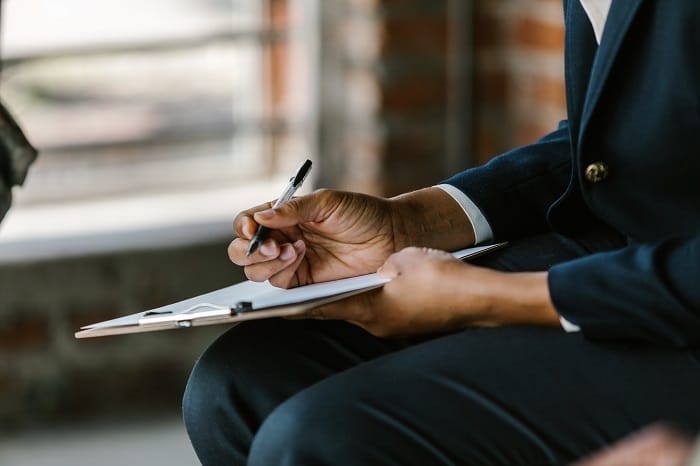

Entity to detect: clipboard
[75,243,507,339]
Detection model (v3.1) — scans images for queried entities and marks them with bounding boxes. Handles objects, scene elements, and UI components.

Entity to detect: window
[0,0,318,261]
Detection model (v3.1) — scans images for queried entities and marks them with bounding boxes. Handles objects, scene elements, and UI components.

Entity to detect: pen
[246,159,313,256]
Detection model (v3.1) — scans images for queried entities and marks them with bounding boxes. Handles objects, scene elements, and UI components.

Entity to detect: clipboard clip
[233,301,253,314]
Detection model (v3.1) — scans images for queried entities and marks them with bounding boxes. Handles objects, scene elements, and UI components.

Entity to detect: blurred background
[0,0,566,464]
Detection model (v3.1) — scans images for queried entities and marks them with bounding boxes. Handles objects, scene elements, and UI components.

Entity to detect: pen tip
[246,240,259,257]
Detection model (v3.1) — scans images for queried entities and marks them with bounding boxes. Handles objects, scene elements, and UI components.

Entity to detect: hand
[308,247,561,338]
[572,424,697,466]
[229,189,398,288]
[229,187,478,288]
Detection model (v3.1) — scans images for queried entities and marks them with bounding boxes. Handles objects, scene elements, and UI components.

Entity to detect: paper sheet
[81,244,505,330]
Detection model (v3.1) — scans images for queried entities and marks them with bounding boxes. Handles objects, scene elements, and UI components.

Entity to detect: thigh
[183,318,411,465]
[471,226,627,272]
[249,327,700,466]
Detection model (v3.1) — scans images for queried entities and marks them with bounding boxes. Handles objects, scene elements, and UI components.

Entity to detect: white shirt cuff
[434,184,494,245]
[560,316,581,332]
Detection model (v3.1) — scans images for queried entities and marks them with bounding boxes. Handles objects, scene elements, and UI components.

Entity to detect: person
[183,0,700,464]
[0,102,37,224]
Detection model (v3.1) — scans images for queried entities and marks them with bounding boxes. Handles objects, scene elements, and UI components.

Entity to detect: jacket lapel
[578,0,644,144]
[564,0,599,147]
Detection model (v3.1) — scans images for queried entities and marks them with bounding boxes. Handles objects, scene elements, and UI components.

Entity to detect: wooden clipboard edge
[75,243,508,339]
[455,242,508,261]
[74,285,383,339]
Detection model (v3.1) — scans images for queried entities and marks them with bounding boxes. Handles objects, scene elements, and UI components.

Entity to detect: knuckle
[313,187,331,197]
[312,188,336,205]
[233,214,252,237]
[269,274,293,289]
[244,266,269,282]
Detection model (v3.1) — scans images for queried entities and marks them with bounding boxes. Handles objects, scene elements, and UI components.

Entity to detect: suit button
[585,162,609,183]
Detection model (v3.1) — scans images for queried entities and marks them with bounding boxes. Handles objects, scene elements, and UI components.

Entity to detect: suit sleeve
[549,236,700,348]
[442,121,572,241]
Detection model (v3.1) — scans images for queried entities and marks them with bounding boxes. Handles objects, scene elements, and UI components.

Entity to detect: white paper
[82,243,504,329]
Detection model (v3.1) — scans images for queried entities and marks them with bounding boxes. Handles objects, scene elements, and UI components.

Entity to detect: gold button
[585,162,609,183]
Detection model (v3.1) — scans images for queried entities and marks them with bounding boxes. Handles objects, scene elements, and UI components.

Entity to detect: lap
[186,227,644,465]
[470,226,627,272]
[249,326,700,465]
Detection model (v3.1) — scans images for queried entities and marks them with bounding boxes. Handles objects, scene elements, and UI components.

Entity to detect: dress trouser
[183,228,700,466]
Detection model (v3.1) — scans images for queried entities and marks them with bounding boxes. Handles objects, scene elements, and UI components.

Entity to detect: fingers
[307,290,378,324]
[243,242,296,282]
[268,241,306,288]
[378,247,453,279]
[252,189,337,230]
[233,201,274,239]
[227,237,280,266]
[228,236,305,285]
[235,189,341,238]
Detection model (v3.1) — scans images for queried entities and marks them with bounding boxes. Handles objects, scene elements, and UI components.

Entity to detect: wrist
[487,271,560,327]
[389,187,476,251]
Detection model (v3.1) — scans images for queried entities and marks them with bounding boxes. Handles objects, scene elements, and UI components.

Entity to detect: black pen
[246,159,313,256]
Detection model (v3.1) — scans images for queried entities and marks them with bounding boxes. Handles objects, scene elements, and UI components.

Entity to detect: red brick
[69,306,122,330]
[516,122,551,146]
[381,75,446,113]
[529,75,567,109]
[268,0,289,30]
[475,10,505,48]
[475,124,510,164]
[514,16,565,52]
[384,128,444,162]
[0,317,49,351]
[380,16,448,55]
[475,70,509,105]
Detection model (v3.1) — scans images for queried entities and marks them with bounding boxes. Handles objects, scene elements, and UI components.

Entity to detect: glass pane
[1,0,268,204]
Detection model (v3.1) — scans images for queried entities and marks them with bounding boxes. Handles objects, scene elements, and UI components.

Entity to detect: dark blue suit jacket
[444,0,700,347]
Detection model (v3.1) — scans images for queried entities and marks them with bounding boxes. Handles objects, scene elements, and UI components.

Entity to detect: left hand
[306,247,560,338]
[572,424,697,466]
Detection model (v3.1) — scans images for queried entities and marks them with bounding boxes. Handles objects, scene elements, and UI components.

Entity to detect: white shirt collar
[579,0,613,44]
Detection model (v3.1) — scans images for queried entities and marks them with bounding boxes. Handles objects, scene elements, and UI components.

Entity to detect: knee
[183,319,314,464]
[182,341,225,440]
[248,393,342,466]
[183,320,286,429]
[248,380,395,466]
[183,327,245,464]
[183,325,240,430]
[183,322,279,465]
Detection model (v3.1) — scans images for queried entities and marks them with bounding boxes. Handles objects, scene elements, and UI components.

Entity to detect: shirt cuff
[434,184,494,245]
[559,316,581,332]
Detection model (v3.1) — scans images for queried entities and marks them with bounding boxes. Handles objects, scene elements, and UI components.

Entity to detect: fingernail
[260,241,276,257]
[280,244,295,261]
[255,209,274,220]
[243,220,257,238]
[293,240,305,254]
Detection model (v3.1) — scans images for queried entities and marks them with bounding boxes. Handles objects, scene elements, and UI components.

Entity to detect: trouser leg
[184,227,629,464]
[248,326,700,466]
[183,319,411,465]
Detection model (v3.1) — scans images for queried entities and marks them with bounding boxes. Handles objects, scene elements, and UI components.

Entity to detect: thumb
[377,253,404,279]
[253,190,338,229]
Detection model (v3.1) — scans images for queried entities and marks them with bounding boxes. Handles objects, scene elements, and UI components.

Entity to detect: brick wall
[474,0,566,164]
[319,0,567,194]
[0,241,243,430]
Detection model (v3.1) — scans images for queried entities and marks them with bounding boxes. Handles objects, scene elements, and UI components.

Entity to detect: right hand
[228,189,398,288]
